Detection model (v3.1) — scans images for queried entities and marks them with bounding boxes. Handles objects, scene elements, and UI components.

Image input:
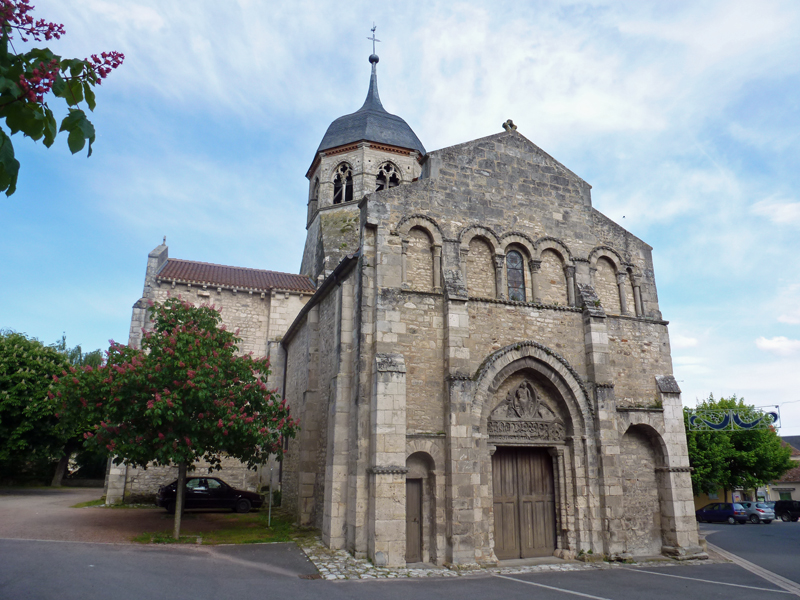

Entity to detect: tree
[0,0,124,196]
[684,395,794,500]
[0,330,69,479]
[54,297,299,539]
[47,333,104,486]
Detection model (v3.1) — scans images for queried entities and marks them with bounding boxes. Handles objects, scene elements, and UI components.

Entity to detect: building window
[333,164,353,204]
[311,177,319,202]
[507,250,525,301]
[780,492,793,501]
[376,162,400,192]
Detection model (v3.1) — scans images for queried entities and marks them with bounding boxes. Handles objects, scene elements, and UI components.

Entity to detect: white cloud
[671,334,699,349]
[756,336,800,356]
[751,197,800,227]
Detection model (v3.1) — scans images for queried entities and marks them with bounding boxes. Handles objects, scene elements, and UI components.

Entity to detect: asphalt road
[699,519,800,585]
[1,538,795,600]
[2,489,799,600]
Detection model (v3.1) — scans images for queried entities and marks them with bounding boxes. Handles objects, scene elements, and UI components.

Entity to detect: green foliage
[54,298,299,472]
[0,330,69,476]
[49,334,103,368]
[684,394,794,496]
[0,2,123,195]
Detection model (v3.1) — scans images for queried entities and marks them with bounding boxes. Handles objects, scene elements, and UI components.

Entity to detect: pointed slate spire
[359,54,384,111]
[315,49,425,155]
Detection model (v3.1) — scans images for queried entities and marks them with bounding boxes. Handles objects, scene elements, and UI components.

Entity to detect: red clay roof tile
[156,259,315,293]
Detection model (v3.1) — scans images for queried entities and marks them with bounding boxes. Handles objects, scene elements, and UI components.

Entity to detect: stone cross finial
[162,235,166,245]
[368,23,381,54]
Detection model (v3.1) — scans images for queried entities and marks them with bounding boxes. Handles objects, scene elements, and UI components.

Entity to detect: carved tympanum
[488,381,565,443]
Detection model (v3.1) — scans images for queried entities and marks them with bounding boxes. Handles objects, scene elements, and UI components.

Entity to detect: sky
[1,0,799,435]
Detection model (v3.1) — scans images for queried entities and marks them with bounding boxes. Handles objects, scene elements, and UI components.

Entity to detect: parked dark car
[156,477,264,514]
[773,500,800,522]
[695,502,748,524]
[739,501,774,524]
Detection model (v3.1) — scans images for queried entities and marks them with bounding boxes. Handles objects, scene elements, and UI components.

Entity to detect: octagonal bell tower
[300,50,426,281]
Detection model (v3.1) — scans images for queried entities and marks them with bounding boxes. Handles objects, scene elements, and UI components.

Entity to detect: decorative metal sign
[488,381,566,443]
[687,408,780,431]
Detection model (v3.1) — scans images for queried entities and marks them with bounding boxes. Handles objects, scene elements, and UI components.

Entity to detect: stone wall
[466,301,586,380]
[594,257,621,315]
[406,228,434,292]
[539,249,569,305]
[607,317,672,407]
[394,291,444,435]
[282,318,309,516]
[467,238,496,298]
[121,456,263,502]
[620,427,662,556]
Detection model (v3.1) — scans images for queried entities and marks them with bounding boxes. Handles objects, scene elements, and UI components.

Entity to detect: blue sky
[2,1,799,435]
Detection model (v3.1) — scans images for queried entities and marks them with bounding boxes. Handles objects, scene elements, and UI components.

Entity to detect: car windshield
[755,503,770,508]
[733,503,744,509]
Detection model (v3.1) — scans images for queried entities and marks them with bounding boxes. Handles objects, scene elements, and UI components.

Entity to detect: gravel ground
[0,487,235,543]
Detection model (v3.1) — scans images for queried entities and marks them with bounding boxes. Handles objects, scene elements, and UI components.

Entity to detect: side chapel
[112,48,704,566]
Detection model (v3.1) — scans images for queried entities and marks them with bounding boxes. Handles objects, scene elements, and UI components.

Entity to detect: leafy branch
[0,0,124,196]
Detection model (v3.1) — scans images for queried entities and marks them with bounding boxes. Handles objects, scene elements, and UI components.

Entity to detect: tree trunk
[51,455,69,487]
[173,462,187,540]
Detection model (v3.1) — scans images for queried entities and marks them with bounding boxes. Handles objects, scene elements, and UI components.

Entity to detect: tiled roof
[775,464,800,483]
[156,259,315,293]
[782,436,800,454]
[780,439,800,457]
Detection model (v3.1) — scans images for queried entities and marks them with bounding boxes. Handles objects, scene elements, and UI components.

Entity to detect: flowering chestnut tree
[53,298,299,539]
[0,0,124,195]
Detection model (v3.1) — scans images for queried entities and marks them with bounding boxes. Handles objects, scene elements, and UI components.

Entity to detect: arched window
[506,250,525,301]
[376,162,400,192]
[311,177,319,202]
[333,164,353,204]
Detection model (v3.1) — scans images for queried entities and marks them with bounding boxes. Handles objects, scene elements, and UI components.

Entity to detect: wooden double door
[492,447,556,559]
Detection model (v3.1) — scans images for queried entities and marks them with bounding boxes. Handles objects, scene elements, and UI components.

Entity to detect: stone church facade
[114,52,703,566]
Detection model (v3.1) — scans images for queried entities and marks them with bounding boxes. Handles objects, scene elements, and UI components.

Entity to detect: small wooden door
[406,478,423,563]
[492,447,555,559]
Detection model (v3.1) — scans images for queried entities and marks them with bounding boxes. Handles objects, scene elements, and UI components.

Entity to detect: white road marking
[621,567,794,594]
[706,542,800,598]
[492,573,614,600]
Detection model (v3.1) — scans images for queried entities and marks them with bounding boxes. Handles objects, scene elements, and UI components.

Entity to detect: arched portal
[620,424,666,556]
[468,341,596,562]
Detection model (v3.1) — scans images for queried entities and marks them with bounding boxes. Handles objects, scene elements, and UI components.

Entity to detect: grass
[132,508,299,545]
[70,497,106,508]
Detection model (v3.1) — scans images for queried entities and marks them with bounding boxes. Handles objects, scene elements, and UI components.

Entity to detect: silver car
[739,501,775,524]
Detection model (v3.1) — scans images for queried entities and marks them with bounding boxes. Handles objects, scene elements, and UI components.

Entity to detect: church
[110,48,704,567]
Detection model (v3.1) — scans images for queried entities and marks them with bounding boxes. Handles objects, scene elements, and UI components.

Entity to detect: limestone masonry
[112,52,704,566]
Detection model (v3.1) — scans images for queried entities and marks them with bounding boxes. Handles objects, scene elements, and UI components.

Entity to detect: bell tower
[300,35,426,281]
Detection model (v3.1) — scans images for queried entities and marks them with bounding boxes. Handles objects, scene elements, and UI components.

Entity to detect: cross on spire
[367,23,380,55]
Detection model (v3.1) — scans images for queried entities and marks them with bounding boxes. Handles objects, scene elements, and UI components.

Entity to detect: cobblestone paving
[296,536,714,581]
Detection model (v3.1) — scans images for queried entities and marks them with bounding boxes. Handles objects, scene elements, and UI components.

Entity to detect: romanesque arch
[538,248,569,305]
[500,232,536,261]
[405,449,441,564]
[619,423,667,556]
[394,216,443,293]
[467,342,596,558]
[534,237,572,262]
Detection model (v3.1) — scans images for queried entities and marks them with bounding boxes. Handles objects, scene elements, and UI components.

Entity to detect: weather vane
[367,23,380,55]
